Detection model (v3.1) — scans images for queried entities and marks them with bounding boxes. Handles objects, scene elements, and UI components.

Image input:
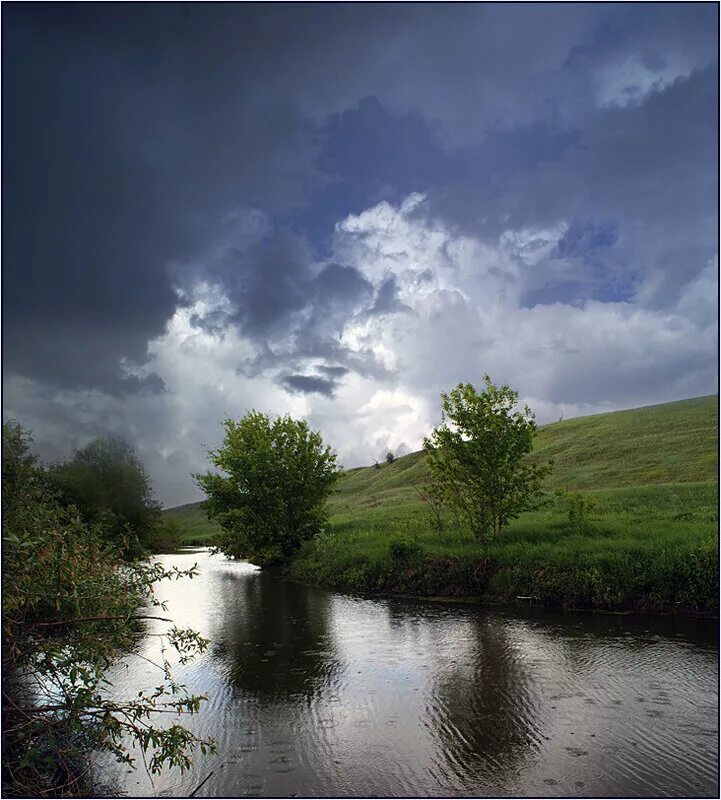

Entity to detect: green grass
[291,480,717,611]
[166,395,719,613]
[529,395,718,488]
[161,501,222,546]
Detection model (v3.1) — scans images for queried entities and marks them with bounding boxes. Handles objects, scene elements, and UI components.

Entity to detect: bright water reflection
[106,549,718,797]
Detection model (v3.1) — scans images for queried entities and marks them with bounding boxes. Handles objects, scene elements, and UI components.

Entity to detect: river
[104,548,718,797]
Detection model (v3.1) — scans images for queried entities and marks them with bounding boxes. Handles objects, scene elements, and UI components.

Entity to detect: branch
[190,771,214,797]
[30,615,173,628]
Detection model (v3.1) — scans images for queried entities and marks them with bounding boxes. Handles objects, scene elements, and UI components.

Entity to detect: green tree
[195,412,339,566]
[48,437,161,557]
[2,422,213,796]
[423,375,552,542]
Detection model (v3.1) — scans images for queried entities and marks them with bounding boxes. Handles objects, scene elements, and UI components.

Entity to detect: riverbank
[166,396,719,615]
[287,480,718,615]
[170,486,718,614]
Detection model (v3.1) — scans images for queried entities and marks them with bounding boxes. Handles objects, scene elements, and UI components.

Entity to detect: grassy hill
[166,395,717,536]
[165,395,718,613]
[162,501,223,545]
[324,394,717,526]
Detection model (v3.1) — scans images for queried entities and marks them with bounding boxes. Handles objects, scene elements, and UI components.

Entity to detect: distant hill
[165,395,718,539]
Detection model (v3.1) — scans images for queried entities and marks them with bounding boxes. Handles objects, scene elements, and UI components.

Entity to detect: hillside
[327,394,717,525]
[166,395,718,535]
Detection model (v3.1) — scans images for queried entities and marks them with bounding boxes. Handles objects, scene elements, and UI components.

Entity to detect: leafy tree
[385,449,396,464]
[416,481,445,536]
[195,412,339,566]
[423,375,552,542]
[48,437,161,557]
[2,423,213,796]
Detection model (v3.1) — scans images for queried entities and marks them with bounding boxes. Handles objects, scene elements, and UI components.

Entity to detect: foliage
[423,375,553,541]
[195,411,339,566]
[48,436,161,558]
[387,532,422,563]
[2,423,214,796]
[566,492,596,533]
[150,515,183,552]
[385,450,396,464]
[416,482,446,536]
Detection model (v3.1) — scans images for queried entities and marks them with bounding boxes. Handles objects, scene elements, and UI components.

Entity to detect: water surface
[105,549,718,797]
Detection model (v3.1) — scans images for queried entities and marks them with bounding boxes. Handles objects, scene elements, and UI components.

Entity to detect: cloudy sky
[3,4,718,507]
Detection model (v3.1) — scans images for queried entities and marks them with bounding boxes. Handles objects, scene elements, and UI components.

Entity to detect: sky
[3,3,718,508]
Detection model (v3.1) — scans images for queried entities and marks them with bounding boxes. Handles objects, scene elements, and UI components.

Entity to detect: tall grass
[289,481,718,613]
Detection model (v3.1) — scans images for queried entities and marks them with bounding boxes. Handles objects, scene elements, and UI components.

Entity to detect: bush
[387,533,422,563]
[424,375,552,541]
[385,450,396,464]
[150,515,182,552]
[566,492,596,533]
[48,437,161,558]
[2,422,213,795]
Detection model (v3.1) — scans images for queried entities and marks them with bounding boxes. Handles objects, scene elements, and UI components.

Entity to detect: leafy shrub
[566,492,596,533]
[387,533,422,563]
[196,411,339,567]
[2,422,213,795]
[48,436,162,558]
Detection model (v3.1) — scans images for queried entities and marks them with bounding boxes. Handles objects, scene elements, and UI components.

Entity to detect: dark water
[105,549,718,797]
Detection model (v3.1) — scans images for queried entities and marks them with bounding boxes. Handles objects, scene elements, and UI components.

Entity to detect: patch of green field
[530,395,719,488]
[161,501,222,546]
[291,480,717,612]
[292,396,719,613]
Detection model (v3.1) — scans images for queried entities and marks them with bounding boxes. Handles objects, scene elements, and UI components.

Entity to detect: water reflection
[108,551,718,798]
[423,614,543,793]
[209,569,340,699]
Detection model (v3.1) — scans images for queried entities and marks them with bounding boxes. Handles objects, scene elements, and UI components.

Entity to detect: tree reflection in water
[382,601,541,793]
[208,568,341,700]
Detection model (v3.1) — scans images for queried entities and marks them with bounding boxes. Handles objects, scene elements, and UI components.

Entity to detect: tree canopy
[48,436,161,557]
[423,375,552,541]
[195,412,339,566]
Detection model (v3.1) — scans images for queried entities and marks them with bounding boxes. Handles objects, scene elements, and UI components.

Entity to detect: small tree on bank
[195,412,339,566]
[423,375,552,542]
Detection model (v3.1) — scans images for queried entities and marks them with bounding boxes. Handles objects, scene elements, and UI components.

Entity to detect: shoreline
[283,569,719,620]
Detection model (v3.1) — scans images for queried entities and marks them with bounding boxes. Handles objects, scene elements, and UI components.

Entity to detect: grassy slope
[166,396,719,612]
[327,395,717,526]
[162,501,223,545]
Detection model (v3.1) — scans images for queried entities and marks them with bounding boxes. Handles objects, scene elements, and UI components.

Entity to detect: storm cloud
[2,4,717,506]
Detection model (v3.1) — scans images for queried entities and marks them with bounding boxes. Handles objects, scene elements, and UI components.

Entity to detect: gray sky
[3,3,718,507]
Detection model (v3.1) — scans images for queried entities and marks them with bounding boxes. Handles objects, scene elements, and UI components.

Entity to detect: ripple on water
[111,551,719,799]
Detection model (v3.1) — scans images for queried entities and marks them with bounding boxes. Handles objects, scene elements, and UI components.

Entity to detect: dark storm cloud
[282,374,336,397]
[3,3,717,506]
[5,3,716,395]
[318,365,349,379]
[3,5,323,392]
[368,276,412,317]
[188,220,375,354]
